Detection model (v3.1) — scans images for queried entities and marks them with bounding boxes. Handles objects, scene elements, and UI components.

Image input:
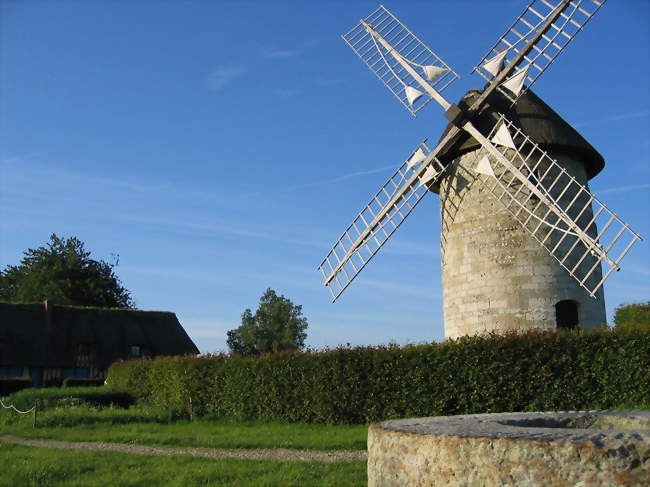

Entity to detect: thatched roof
[0,302,199,368]
[431,88,604,193]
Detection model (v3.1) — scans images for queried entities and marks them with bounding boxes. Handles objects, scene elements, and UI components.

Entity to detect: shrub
[2,386,134,411]
[614,302,650,331]
[32,404,171,428]
[108,328,650,424]
[0,378,32,397]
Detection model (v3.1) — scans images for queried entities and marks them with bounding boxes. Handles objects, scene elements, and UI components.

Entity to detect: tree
[613,302,650,331]
[226,288,308,356]
[0,234,134,308]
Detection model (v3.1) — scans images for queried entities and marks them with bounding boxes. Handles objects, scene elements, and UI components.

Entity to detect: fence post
[32,400,38,428]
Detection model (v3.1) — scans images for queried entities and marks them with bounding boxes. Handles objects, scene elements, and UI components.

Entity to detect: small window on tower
[555,300,579,330]
[130,345,142,358]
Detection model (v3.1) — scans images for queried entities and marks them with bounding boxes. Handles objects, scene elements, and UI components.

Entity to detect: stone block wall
[438,148,605,339]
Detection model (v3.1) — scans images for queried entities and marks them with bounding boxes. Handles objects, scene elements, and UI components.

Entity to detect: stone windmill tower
[435,89,607,338]
[318,2,641,339]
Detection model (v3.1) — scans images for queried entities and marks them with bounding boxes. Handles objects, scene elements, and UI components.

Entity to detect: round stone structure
[368,410,650,487]
[433,89,606,339]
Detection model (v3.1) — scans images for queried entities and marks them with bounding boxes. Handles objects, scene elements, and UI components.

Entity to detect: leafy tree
[613,302,650,331]
[227,288,308,356]
[0,234,134,308]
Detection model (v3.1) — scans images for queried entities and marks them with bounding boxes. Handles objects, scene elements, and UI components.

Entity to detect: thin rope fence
[0,397,36,414]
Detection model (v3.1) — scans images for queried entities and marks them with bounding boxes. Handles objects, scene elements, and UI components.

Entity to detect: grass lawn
[0,441,367,487]
[0,408,368,451]
[0,401,369,486]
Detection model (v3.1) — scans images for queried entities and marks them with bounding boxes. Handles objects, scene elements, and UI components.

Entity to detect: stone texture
[368,411,650,487]
[438,148,606,339]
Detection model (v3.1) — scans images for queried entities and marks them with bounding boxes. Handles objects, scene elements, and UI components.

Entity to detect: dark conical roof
[435,88,604,181]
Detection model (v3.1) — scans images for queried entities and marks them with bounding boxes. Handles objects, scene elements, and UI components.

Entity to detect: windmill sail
[474,0,606,104]
[323,2,641,304]
[471,115,641,297]
[342,5,459,115]
[318,141,446,301]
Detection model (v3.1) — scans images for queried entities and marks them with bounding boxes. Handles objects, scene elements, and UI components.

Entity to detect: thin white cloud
[384,239,439,257]
[121,265,229,283]
[315,78,342,86]
[605,283,650,301]
[357,278,439,299]
[627,267,650,277]
[275,88,300,98]
[261,38,327,61]
[574,110,650,128]
[604,110,650,122]
[278,165,395,193]
[205,66,246,91]
[0,152,48,165]
[113,212,325,250]
[595,183,650,195]
[122,264,320,303]
[263,48,301,59]
[1,162,246,209]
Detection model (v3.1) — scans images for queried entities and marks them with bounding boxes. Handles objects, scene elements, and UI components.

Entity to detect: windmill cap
[431,88,605,192]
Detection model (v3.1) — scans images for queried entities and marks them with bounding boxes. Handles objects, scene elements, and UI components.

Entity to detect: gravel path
[0,435,367,463]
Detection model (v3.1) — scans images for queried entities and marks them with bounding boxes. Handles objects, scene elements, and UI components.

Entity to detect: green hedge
[107,328,650,424]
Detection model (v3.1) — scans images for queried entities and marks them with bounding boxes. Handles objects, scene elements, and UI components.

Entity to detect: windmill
[318,1,642,338]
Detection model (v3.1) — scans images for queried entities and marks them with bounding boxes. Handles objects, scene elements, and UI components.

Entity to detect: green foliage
[108,328,650,424]
[0,443,367,487]
[226,288,308,356]
[613,301,650,331]
[0,403,171,429]
[0,233,134,308]
[3,386,133,411]
[0,378,32,396]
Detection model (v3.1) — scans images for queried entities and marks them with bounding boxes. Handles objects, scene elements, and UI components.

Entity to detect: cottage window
[555,300,579,330]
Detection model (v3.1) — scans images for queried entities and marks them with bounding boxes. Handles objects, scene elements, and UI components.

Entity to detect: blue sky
[1,1,648,353]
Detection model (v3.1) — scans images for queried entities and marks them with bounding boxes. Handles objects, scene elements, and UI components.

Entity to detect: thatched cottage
[0,301,199,386]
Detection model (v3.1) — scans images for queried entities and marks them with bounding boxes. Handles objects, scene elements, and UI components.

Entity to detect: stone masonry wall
[368,412,650,487]
[438,149,606,339]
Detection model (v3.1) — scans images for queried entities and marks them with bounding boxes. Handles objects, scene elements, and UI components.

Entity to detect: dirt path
[0,435,367,463]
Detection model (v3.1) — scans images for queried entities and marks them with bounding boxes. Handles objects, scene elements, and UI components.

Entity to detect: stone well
[368,411,649,486]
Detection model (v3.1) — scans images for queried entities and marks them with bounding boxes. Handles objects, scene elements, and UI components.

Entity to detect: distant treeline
[107,327,649,424]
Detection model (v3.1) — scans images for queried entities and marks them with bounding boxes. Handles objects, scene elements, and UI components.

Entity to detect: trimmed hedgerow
[107,328,650,424]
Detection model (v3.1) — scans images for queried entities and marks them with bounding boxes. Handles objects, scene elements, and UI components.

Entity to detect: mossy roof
[0,302,199,368]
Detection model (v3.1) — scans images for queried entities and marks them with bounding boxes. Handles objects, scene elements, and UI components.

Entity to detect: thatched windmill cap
[432,88,604,193]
